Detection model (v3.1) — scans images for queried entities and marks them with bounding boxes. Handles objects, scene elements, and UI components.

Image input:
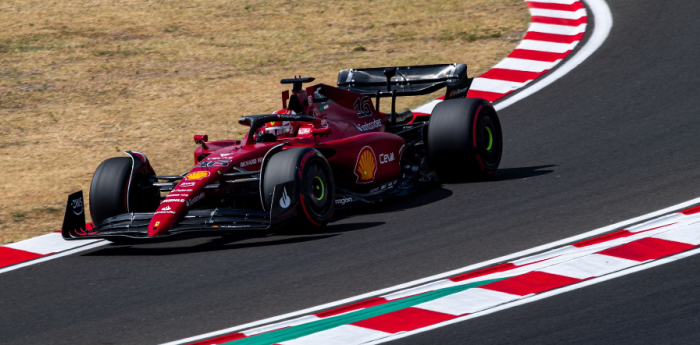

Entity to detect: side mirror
[194,134,208,144]
[194,134,209,149]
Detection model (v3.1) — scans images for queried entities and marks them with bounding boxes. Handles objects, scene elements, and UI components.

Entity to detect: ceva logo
[379,152,395,164]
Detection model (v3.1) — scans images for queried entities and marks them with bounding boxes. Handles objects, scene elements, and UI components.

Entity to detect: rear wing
[337,63,473,100]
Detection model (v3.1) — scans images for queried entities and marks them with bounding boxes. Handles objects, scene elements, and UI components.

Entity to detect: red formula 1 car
[61,63,503,243]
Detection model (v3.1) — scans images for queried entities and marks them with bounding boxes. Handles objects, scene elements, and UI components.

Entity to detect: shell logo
[354,146,377,184]
[185,171,210,180]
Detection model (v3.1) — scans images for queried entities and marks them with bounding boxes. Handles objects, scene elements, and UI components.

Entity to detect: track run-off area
[170,202,700,344]
[4,0,700,343]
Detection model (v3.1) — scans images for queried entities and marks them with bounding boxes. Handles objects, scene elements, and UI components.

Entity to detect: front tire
[89,156,159,229]
[427,98,503,182]
[263,148,335,229]
[89,157,132,226]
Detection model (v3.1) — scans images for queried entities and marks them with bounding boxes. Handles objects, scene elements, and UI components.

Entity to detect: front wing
[62,182,298,241]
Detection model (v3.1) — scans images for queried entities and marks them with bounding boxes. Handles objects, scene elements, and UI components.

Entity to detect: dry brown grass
[0,0,528,244]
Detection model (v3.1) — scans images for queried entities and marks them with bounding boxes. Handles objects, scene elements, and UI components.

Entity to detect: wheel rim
[304,161,332,217]
[476,112,501,167]
[485,126,494,151]
[313,176,325,201]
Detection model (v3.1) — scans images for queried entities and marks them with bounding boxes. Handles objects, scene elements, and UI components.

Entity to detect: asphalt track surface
[2,0,700,343]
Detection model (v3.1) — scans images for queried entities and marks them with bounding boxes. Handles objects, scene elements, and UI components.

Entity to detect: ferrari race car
[61,63,503,243]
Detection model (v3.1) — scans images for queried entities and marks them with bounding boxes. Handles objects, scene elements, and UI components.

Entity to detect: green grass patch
[11,211,27,219]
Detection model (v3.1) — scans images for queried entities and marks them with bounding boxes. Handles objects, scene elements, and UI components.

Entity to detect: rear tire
[263,148,335,229]
[89,157,132,227]
[427,98,502,182]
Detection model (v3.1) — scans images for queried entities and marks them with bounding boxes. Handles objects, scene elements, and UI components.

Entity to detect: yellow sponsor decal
[154,221,160,227]
[354,146,377,184]
[185,171,210,180]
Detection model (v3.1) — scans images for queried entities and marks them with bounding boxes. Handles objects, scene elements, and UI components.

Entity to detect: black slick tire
[263,148,335,229]
[89,157,132,227]
[427,98,503,182]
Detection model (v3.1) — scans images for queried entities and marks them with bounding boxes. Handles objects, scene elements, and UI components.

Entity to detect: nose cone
[148,201,183,237]
[148,217,168,237]
[147,169,215,237]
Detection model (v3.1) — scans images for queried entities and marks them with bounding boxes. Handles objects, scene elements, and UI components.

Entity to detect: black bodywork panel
[337,63,472,99]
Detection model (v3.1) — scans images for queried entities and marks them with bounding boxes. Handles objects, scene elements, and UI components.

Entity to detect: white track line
[516,40,578,53]
[529,8,588,20]
[0,240,108,275]
[371,246,700,343]
[163,202,699,344]
[496,0,612,111]
[4,232,98,255]
[527,23,587,35]
[530,0,579,4]
[469,78,529,94]
[492,58,556,73]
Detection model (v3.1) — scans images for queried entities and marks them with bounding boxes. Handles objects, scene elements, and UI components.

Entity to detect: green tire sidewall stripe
[485,126,493,151]
[224,277,507,344]
[314,176,325,201]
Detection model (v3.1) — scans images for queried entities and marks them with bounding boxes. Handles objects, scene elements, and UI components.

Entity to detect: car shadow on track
[82,167,551,257]
[276,220,385,236]
[82,221,385,256]
[332,186,454,220]
[329,165,554,220]
[481,165,556,182]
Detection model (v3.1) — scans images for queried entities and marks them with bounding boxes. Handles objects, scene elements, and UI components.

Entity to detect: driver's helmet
[264,120,294,138]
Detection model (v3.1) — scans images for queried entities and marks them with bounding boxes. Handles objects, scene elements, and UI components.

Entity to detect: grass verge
[0,0,529,244]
